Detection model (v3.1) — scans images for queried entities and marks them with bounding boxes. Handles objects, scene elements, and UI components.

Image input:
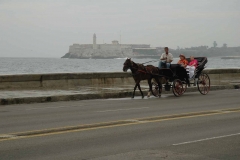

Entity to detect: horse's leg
[147,78,152,98]
[157,78,162,97]
[137,83,144,99]
[152,77,162,97]
[132,82,138,98]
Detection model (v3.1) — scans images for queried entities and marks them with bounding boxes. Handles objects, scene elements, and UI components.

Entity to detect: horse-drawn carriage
[151,57,210,97]
[123,57,210,98]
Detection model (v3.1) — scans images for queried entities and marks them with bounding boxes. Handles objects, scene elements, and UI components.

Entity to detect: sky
[0,0,239,57]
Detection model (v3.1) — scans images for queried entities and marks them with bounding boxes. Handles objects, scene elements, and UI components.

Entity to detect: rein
[141,60,159,65]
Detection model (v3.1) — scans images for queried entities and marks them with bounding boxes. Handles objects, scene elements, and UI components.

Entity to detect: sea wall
[0,73,134,90]
[0,69,239,90]
[204,69,240,85]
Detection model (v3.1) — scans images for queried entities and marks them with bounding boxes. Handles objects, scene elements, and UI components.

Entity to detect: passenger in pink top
[189,57,198,68]
[186,56,198,78]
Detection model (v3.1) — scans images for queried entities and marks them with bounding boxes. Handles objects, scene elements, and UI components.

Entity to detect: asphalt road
[0,89,240,159]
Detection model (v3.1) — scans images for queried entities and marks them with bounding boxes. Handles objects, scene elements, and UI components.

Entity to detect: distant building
[62,34,157,59]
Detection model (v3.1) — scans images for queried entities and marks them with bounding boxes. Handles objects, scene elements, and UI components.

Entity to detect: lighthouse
[93,33,97,49]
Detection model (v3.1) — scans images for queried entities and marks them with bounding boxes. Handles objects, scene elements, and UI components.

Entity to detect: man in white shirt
[158,47,173,69]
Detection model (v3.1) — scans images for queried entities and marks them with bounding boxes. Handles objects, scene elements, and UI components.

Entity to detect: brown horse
[123,58,162,98]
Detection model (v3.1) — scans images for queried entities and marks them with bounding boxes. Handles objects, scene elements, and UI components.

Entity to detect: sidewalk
[0,85,235,105]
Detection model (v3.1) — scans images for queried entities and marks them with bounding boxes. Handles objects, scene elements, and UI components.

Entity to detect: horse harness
[124,60,158,76]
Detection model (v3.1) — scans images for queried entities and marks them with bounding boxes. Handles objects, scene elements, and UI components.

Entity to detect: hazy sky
[1,0,239,57]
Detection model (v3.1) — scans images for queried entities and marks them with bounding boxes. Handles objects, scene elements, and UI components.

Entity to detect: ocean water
[0,57,239,75]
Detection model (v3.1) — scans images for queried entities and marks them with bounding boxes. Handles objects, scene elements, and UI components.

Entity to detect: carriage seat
[169,64,186,77]
[170,64,180,71]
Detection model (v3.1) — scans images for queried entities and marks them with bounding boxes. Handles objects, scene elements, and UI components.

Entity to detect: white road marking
[26,105,82,111]
[96,107,149,113]
[173,132,240,146]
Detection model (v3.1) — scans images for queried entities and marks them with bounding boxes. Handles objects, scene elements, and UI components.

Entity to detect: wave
[114,57,128,59]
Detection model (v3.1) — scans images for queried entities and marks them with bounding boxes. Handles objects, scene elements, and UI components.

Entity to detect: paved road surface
[0,89,240,159]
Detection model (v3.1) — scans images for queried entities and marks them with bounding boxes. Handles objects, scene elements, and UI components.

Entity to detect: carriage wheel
[151,82,161,97]
[197,73,210,95]
[172,79,184,97]
[182,81,187,93]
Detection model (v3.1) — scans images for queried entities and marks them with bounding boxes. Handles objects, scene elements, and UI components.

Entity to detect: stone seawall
[204,69,240,86]
[0,69,239,90]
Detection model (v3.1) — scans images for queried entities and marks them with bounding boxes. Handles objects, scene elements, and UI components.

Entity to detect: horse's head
[123,58,132,72]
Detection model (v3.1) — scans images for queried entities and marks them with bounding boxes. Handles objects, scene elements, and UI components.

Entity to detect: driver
[158,47,173,69]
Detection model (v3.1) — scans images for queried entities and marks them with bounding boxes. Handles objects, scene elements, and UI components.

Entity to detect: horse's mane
[136,63,145,71]
[133,60,154,69]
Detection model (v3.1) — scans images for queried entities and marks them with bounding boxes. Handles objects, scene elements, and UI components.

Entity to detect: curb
[0,85,235,105]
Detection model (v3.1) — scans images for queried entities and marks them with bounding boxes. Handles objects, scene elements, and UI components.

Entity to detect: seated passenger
[177,54,188,68]
[186,56,198,78]
[158,47,173,69]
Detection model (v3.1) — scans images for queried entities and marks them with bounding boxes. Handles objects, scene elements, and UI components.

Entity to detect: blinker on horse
[123,58,161,99]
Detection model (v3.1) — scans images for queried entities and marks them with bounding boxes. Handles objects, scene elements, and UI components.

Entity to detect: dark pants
[158,61,171,69]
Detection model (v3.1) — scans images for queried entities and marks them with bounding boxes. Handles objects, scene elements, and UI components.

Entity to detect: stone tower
[213,41,217,48]
[93,33,97,49]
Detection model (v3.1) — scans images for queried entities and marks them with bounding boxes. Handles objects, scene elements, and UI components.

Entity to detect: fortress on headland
[62,33,159,59]
[62,35,240,59]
